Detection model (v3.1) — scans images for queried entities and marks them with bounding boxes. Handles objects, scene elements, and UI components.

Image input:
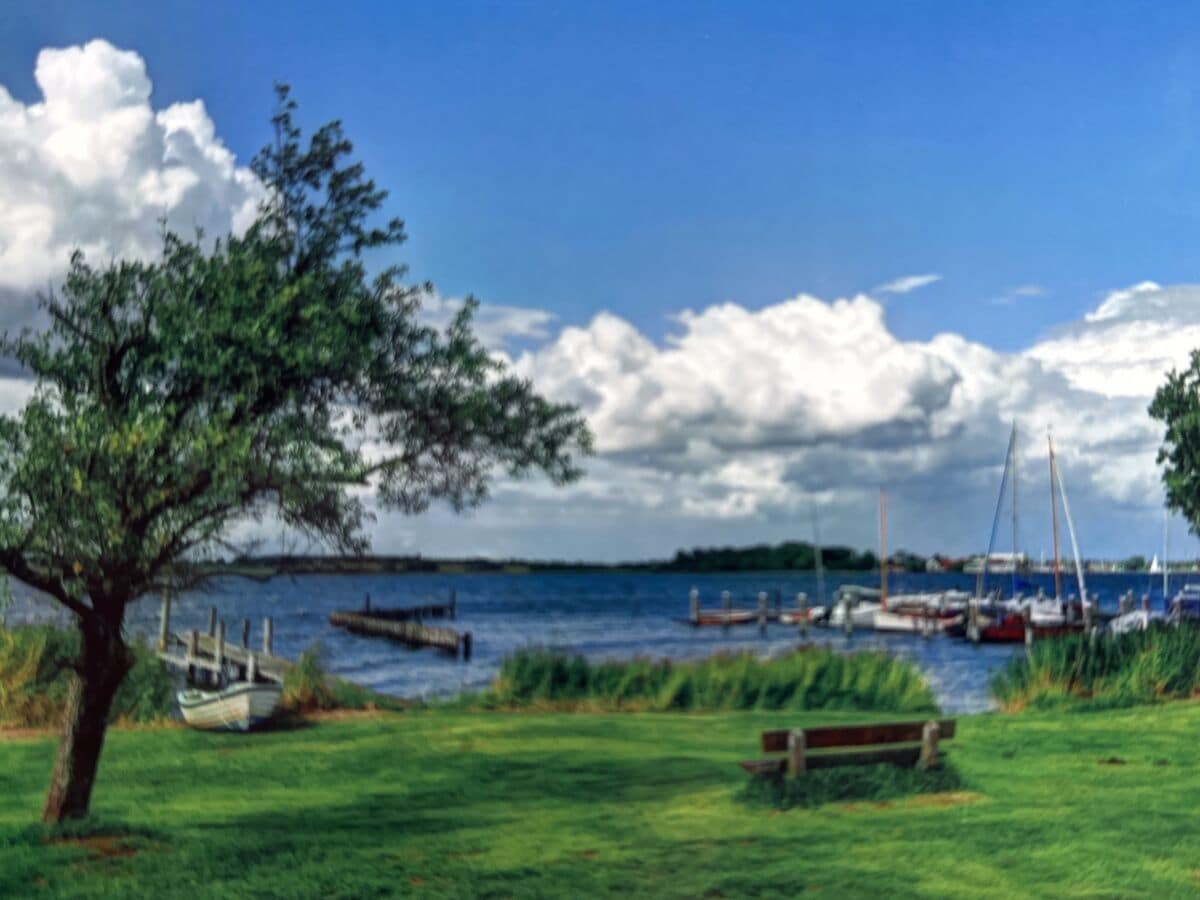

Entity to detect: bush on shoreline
[478,647,938,713]
[279,645,400,713]
[0,626,174,727]
[992,626,1200,711]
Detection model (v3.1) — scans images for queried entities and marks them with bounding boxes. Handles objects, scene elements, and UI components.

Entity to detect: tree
[0,86,592,822]
[1150,350,1200,532]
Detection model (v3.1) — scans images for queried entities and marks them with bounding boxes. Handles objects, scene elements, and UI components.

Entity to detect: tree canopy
[0,85,591,821]
[1150,349,1200,532]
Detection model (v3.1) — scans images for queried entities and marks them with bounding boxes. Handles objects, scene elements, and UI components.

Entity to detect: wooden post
[1022,605,1033,648]
[787,728,806,777]
[1084,601,1095,639]
[263,617,274,656]
[364,593,371,614]
[157,592,171,652]
[1141,594,1151,613]
[689,588,700,624]
[843,593,854,637]
[240,618,250,648]
[186,629,199,684]
[757,592,768,636]
[461,632,473,662]
[918,720,941,770]
[797,592,808,638]
[214,620,225,687]
[721,591,731,628]
[207,606,217,637]
[968,599,980,644]
[246,651,258,684]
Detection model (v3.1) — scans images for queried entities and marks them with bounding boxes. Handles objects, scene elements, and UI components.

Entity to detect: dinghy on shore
[178,681,283,732]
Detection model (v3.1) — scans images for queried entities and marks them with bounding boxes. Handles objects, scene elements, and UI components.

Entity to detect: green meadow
[4,702,1200,898]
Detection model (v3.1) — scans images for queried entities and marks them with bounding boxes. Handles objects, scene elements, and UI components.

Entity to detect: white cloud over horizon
[1,39,1197,562]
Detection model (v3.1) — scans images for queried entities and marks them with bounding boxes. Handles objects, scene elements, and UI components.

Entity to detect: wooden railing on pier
[155,596,292,685]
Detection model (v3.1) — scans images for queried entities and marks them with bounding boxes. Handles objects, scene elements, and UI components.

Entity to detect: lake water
[4,570,1181,713]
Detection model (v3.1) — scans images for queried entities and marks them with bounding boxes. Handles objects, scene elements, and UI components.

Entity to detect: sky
[3,3,1200,560]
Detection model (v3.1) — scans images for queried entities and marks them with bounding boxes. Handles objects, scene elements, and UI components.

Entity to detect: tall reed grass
[992,626,1200,710]
[0,626,174,727]
[483,647,938,713]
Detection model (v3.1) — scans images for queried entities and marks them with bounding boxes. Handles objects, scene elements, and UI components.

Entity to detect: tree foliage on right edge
[1150,349,1200,531]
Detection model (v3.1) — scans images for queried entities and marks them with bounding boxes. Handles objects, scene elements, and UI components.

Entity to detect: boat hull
[178,682,282,732]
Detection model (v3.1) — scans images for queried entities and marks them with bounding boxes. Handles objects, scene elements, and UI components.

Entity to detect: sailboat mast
[812,508,826,609]
[1163,506,1170,601]
[1048,434,1062,599]
[978,424,1018,600]
[1051,437,1087,603]
[879,489,888,609]
[1011,422,1019,599]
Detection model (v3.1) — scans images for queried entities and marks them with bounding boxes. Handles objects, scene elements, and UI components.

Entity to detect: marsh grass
[0,626,173,727]
[992,625,1200,710]
[480,647,938,713]
[280,644,404,713]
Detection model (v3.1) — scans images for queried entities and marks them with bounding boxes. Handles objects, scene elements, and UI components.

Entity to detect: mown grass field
[3,704,1200,898]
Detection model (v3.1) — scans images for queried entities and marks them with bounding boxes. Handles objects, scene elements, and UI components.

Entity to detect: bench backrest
[761,718,956,753]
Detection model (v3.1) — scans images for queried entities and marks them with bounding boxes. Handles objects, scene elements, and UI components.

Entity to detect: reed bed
[482,647,938,713]
[992,625,1200,710]
[0,626,173,727]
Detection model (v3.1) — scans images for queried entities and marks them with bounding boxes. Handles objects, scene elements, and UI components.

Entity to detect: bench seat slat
[761,719,956,753]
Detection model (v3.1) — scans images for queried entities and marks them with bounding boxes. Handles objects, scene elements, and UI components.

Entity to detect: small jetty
[685,588,812,633]
[155,595,292,685]
[329,591,473,660]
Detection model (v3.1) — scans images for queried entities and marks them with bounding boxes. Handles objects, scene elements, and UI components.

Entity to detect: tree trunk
[42,615,132,823]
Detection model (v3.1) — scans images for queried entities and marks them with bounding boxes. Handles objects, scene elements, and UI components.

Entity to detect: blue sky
[4,4,1200,559]
[7,1,1200,348]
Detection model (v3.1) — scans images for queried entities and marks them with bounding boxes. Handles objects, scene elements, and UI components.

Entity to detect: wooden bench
[739,719,956,777]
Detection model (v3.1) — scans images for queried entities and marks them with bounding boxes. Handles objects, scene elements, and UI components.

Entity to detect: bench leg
[787,728,806,777]
[918,720,941,770]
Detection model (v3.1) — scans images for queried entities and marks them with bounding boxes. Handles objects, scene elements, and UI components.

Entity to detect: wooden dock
[156,595,292,685]
[686,588,811,633]
[329,592,472,660]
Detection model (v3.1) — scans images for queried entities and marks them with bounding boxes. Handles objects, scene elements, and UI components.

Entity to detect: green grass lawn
[3,704,1200,898]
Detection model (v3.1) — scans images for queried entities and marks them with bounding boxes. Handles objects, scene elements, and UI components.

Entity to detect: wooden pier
[686,589,811,634]
[329,591,472,660]
[155,594,292,685]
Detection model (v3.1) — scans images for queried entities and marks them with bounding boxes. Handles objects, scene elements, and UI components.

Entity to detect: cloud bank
[1,40,1195,560]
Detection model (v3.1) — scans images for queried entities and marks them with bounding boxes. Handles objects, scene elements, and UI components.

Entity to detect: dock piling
[207,606,217,638]
[214,620,225,686]
[263,617,274,657]
[1022,606,1033,648]
[157,592,171,653]
[462,631,473,661]
[689,588,700,624]
[247,651,258,684]
[240,618,250,649]
[757,592,768,636]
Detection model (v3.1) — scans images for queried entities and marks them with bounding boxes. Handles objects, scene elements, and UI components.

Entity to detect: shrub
[0,626,173,727]
[482,647,937,713]
[280,645,398,713]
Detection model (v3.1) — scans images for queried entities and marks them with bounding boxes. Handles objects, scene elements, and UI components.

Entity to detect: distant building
[964,552,1029,575]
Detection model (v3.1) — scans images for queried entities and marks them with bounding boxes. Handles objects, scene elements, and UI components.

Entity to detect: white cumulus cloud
[0,39,262,308]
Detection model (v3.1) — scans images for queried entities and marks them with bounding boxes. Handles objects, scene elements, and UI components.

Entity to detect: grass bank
[992,626,1200,710]
[476,647,937,713]
[4,703,1200,897]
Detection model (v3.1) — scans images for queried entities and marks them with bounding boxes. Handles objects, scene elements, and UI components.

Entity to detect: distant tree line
[664,541,879,573]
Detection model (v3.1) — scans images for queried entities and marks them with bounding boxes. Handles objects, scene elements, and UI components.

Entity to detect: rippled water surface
[5,570,1180,712]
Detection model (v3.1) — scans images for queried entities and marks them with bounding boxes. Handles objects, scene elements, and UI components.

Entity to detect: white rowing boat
[178,681,282,732]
